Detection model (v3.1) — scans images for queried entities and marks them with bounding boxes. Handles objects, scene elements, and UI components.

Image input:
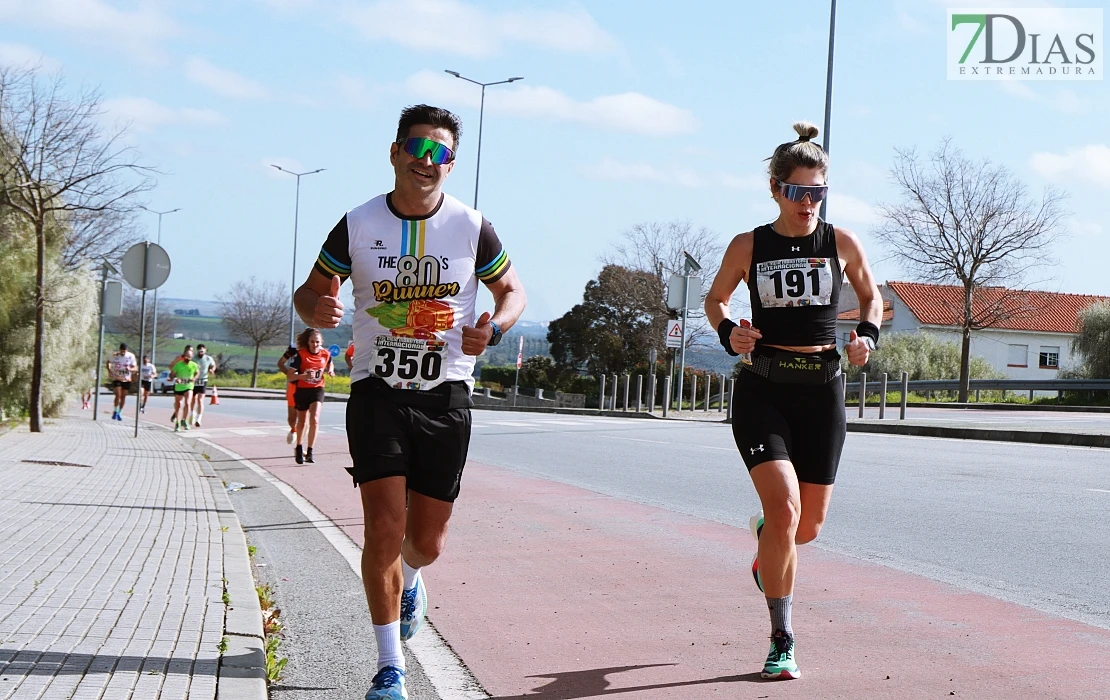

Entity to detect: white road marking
[599,435,735,451]
[196,438,489,699]
[229,428,267,436]
[1088,488,1110,494]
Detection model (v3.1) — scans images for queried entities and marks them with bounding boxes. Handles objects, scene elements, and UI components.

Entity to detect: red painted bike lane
[184,407,1110,699]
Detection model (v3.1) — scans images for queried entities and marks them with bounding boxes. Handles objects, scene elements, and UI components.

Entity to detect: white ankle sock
[401,557,421,591]
[374,621,404,671]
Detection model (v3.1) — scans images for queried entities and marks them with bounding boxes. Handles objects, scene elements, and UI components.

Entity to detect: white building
[836,281,1110,378]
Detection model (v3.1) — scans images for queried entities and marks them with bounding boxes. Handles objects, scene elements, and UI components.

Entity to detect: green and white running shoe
[399,576,427,642]
[174,421,180,432]
[750,509,764,592]
[762,630,800,680]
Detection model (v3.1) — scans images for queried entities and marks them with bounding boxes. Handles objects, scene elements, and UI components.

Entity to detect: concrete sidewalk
[0,413,265,700]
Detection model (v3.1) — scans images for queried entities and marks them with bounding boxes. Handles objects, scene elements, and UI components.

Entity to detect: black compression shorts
[732,359,846,486]
[192,383,207,396]
[111,380,131,391]
[345,378,472,502]
[140,380,152,391]
[293,387,324,411]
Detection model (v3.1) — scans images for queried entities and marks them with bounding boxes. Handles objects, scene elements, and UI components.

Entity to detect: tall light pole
[271,165,325,346]
[820,0,837,222]
[444,70,523,209]
[139,206,181,365]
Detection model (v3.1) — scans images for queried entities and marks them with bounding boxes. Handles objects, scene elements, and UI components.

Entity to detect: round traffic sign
[120,242,171,290]
[328,344,341,357]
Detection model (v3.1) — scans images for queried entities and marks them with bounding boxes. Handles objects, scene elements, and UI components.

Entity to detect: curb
[847,421,1110,448]
[197,442,268,700]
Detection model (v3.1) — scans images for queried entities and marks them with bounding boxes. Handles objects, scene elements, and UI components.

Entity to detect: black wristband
[856,321,880,344]
[717,318,740,356]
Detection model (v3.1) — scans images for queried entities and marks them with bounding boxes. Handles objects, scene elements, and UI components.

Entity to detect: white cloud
[1068,217,1103,238]
[896,11,928,36]
[827,193,880,227]
[341,0,617,57]
[331,75,377,112]
[407,70,698,137]
[102,97,226,132]
[185,58,272,101]
[0,0,178,64]
[1030,144,1110,186]
[998,81,1085,114]
[586,158,704,188]
[0,42,62,72]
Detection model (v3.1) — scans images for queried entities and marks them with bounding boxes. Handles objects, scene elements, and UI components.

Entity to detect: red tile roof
[837,301,894,323]
[887,281,1110,334]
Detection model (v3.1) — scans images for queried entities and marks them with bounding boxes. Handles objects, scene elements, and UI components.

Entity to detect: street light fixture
[444,70,523,209]
[138,205,182,365]
[271,164,325,347]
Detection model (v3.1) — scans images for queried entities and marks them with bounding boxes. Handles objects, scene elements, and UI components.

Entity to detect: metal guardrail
[849,378,1110,393]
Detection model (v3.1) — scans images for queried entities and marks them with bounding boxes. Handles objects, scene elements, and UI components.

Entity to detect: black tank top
[746,221,842,347]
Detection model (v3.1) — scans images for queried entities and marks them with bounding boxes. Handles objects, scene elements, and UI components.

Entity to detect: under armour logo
[791,246,801,252]
[750,444,764,455]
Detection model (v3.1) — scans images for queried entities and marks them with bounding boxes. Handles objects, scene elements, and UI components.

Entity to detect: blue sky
[1,0,1106,322]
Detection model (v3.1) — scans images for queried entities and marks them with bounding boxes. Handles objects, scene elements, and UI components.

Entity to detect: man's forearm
[860,294,883,327]
[491,288,526,332]
[293,285,319,326]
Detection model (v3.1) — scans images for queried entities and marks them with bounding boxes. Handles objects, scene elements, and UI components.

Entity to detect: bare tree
[219,278,288,387]
[0,65,153,431]
[110,291,176,345]
[874,140,1067,401]
[603,220,725,348]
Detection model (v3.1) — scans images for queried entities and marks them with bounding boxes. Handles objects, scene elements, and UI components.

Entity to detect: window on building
[1039,346,1060,369]
[1007,344,1028,367]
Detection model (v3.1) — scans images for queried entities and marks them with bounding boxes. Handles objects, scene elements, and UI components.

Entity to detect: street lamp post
[271,165,325,346]
[139,206,181,365]
[444,70,523,209]
[820,0,837,221]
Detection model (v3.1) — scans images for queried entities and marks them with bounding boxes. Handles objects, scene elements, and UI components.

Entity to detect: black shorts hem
[140,381,152,391]
[112,380,131,391]
[193,384,207,396]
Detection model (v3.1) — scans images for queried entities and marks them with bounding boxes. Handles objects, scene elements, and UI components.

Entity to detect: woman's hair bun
[793,121,819,142]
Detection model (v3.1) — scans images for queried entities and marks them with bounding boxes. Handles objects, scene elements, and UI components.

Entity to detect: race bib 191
[372,335,447,391]
[756,258,834,308]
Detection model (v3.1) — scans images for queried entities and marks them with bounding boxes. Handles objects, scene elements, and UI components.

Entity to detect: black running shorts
[140,380,152,391]
[732,363,846,486]
[192,383,207,396]
[112,380,131,391]
[293,387,325,411]
[345,379,472,502]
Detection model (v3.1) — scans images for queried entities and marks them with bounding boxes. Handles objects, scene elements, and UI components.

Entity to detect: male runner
[139,355,156,413]
[190,344,217,427]
[107,343,137,421]
[344,340,355,372]
[170,346,199,432]
[277,345,299,444]
[294,104,526,699]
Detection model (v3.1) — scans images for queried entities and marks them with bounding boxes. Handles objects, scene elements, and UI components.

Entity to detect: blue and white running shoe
[365,665,406,699]
[399,576,427,642]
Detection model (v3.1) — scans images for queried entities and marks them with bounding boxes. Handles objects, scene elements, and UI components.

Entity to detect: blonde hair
[296,327,322,350]
[767,121,828,183]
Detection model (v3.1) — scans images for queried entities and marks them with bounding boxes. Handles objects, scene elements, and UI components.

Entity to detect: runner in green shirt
[170,345,199,432]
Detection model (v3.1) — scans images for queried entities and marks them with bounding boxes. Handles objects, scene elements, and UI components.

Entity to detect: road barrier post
[900,371,908,420]
[859,372,867,418]
[690,375,697,413]
[610,374,618,410]
[622,374,630,412]
[704,373,711,412]
[662,376,672,418]
[718,374,725,412]
[727,378,736,423]
[635,375,642,412]
[598,375,606,411]
[648,375,656,412]
[879,372,888,419]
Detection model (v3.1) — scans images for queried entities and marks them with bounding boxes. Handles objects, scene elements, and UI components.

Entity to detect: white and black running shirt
[314,193,511,391]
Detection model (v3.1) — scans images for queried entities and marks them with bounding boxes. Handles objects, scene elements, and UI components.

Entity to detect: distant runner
[287,328,334,465]
[140,355,156,414]
[107,343,137,421]
[344,340,355,372]
[169,346,199,432]
[294,104,526,699]
[277,345,299,444]
[190,344,217,427]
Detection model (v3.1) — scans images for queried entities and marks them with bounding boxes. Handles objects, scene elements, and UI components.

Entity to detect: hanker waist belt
[743,349,842,385]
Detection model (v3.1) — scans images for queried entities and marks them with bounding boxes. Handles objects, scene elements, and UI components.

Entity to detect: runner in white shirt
[140,356,156,413]
[190,344,217,427]
[107,343,138,421]
[293,104,526,700]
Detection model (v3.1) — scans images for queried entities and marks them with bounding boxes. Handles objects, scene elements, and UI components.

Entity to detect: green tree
[547,265,666,376]
[1067,301,1110,378]
[841,331,1002,382]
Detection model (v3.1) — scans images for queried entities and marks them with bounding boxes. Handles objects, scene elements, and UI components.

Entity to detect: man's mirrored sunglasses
[399,137,455,165]
[776,180,828,203]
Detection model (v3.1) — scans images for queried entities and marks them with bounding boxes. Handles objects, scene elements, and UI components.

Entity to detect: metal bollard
[879,372,888,419]
[622,374,630,412]
[635,375,643,412]
[704,373,711,412]
[1029,388,1034,402]
[718,374,725,412]
[648,375,656,412]
[690,375,697,412]
[598,374,606,411]
[975,389,980,402]
[727,378,736,423]
[610,374,618,410]
[900,371,908,420]
[858,372,867,418]
[662,376,672,418]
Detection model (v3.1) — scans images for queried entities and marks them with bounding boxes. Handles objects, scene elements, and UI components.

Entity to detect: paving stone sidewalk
[0,414,264,700]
